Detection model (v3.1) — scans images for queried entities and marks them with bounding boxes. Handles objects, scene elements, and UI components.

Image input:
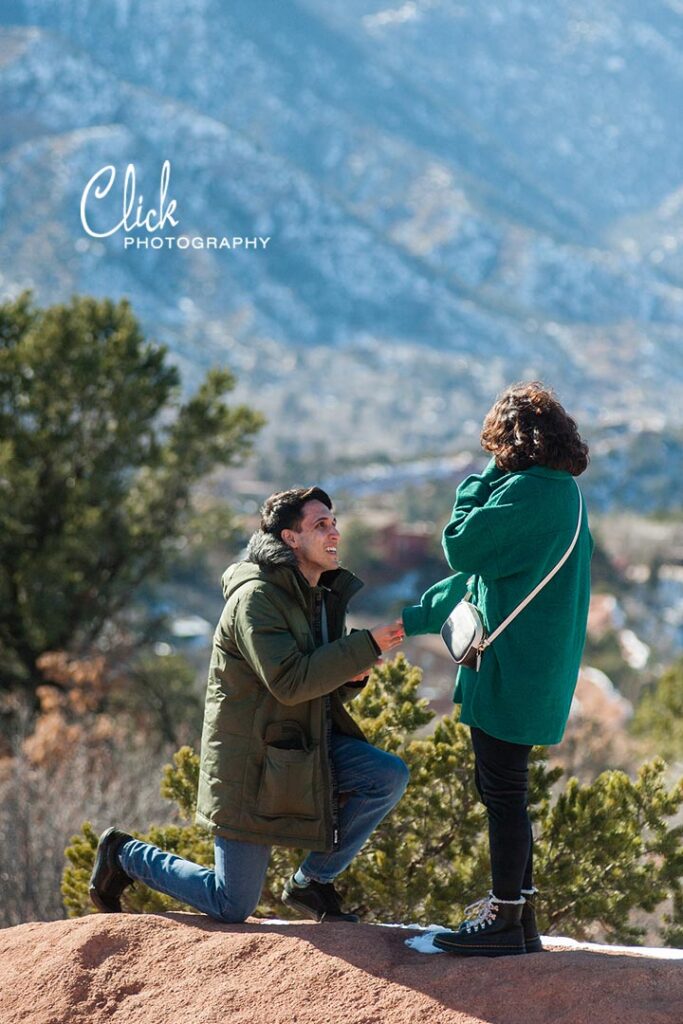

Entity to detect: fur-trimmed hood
[221,530,297,602]
[221,529,363,606]
[244,529,298,569]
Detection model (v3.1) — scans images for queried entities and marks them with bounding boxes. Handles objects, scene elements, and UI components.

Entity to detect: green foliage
[0,292,263,690]
[62,657,683,944]
[353,654,433,749]
[538,759,683,943]
[61,821,100,918]
[632,659,683,762]
[160,744,202,821]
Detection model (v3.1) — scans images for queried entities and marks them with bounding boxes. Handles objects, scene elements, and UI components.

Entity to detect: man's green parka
[403,459,593,746]
[195,530,378,851]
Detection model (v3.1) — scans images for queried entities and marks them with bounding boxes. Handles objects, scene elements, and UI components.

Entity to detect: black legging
[471,726,533,900]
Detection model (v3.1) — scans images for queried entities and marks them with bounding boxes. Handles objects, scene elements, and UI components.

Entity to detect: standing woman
[403,382,593,957]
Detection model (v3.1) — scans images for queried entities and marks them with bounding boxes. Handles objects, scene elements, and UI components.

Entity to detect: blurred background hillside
[1,0,682,933]
[2,2,683,483]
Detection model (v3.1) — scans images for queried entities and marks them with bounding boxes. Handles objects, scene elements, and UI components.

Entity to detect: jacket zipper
[313,587,339,850]
[325,694,340,849]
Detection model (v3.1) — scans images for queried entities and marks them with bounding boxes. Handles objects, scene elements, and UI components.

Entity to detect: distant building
[375,520,434,570]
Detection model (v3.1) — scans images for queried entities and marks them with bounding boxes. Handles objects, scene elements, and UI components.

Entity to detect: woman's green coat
[403,458,593,745]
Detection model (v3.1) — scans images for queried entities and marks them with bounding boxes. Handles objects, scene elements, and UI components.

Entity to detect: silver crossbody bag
[441,482,583,672]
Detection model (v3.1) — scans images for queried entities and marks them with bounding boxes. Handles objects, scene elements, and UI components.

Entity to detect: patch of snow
[254,919,683,959]
[403,927,683,959]
[535,935,683,959]
[405,928,447,954]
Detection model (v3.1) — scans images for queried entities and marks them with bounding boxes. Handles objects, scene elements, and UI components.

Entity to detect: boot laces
[462,891,492,924]
[463,894,497,933]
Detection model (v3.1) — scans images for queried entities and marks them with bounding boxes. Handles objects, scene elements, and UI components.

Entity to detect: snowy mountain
[1,1,682,470]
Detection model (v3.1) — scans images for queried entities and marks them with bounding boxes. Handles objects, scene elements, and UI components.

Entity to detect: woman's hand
[371,619,405,653]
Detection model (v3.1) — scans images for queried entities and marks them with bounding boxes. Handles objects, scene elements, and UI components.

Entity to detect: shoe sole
[281,890,324,922]
[281,891,359,923]
[433,934,525,957]
[89,885,121,914]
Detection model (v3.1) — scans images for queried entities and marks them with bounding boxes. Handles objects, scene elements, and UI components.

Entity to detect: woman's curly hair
[480,381,589,476]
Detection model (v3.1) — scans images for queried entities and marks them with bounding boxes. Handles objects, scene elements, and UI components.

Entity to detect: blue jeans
[118,732,408,922]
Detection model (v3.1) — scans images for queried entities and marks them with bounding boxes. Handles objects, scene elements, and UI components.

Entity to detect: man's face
[283,499,340,579]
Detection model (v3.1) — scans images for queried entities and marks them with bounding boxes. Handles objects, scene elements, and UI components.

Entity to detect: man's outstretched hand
[371,619,405,653]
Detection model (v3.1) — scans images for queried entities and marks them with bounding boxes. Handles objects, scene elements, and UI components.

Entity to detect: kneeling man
[90,487,408,923]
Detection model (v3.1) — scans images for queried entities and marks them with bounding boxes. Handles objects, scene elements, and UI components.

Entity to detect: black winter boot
[432,894,525,957]
[521,887,543,953]
[456,889,543,954]
[282,874,359,923]
[89,827,134,913]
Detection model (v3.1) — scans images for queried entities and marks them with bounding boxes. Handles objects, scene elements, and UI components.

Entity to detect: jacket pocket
[256,721,318,819]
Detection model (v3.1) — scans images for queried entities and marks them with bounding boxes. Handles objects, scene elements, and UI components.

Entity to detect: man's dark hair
[480,381,589,476]
[259,486,333,538]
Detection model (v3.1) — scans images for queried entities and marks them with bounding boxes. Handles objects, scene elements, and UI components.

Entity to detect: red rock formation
[1,913,681,1024]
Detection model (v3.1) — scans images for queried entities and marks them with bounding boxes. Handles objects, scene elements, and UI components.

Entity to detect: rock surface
[1,913,681,1024]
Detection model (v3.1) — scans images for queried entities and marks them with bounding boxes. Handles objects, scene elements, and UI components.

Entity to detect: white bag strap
[482,480,583,650]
